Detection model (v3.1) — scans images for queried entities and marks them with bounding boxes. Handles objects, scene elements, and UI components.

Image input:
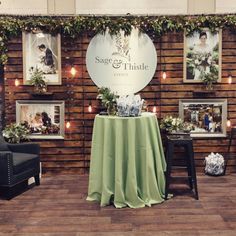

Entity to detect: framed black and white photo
[183,29,222,83]
[23,31,61,85]
[16,100,65,139]
[179,99,227,137]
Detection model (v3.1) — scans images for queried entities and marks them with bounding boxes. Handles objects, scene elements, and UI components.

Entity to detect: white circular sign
[86,28,157,95]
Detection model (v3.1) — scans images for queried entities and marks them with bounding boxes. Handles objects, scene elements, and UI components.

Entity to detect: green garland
[1,14,236,64]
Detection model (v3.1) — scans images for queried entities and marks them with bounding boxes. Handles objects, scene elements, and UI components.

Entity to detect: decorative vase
[107,104,116,116]
[34,84,47,94]
[206,82,213,90]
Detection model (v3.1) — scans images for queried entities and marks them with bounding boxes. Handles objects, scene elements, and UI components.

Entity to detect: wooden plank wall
[2,29,236,174]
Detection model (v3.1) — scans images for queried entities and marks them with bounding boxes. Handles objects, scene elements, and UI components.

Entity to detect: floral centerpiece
[97,87,118,115]
[160,116,184,133]
[160,116,194,133]
[2,122,30,143]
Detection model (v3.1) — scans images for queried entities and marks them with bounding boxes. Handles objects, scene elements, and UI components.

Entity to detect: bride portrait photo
[183,28,222,83]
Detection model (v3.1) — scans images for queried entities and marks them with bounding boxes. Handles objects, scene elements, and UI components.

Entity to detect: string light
[66,121,71,129]
[70,65,76,77]
[227,119,231,127]
[88,102,92,113]
[15,78,20,86]
[152,106,157,113]
[228,74,232,84]
[162,70,167,80]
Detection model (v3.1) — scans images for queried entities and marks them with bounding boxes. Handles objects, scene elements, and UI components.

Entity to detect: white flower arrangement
[187,49,219,87]
[160,116,183,133]
[160,116,194,133]
[205,152,224,176]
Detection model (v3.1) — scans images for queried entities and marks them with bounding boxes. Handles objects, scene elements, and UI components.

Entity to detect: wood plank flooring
[0,174,236,236]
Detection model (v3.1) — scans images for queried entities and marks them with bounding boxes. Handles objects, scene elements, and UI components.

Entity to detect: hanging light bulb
[152,106,157,113]
[70,66,76,77]
[228,74,232,84]
[227,119,231,127]
[66,121,71,129]
[162,70,167,80]
[15,78,20,87]
[88,103,92,113]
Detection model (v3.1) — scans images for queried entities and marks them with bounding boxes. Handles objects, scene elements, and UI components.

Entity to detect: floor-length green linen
[87,112,166,208]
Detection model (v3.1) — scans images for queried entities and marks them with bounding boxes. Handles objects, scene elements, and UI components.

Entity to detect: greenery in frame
[28,67,47,93]
[1,14,236,63]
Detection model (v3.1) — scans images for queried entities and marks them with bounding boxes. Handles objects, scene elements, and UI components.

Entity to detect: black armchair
[0,135,40,199]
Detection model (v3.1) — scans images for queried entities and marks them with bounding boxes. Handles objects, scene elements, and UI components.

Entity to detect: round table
[87,112,166,208]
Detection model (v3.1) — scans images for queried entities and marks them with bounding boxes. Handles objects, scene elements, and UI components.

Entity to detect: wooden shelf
[192,90,215,97]
[30,92,54,99]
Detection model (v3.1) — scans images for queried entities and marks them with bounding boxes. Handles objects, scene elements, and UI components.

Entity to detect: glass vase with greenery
[2,123,30,143]
[97,87,118,115]
[29,67,47,93]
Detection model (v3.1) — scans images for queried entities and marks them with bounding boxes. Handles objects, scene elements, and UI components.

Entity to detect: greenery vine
[1,14,236,64]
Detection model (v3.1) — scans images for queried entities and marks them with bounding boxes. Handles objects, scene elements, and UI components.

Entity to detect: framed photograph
[183,29,222,83]
[23,31,61,85]
[179,99,227,137]
[16,100,65,139]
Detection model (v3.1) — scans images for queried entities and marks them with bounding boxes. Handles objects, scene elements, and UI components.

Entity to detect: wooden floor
[0,174,236,236]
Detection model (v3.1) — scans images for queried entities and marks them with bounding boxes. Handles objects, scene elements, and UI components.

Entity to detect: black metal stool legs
[165,135,199,200]
[186,143,199,200]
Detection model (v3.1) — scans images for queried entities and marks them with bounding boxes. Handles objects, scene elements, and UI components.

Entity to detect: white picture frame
[16,100,65,139]
[23,31,61,85]
[179,99,227,137]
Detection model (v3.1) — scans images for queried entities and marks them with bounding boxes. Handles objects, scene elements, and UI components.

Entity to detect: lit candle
[227,119,231,127]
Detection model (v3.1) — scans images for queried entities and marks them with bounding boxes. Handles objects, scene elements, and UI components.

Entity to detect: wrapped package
[117,95,144,117]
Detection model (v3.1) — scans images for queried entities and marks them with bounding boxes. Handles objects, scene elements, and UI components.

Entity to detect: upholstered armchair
[0,135,40,199]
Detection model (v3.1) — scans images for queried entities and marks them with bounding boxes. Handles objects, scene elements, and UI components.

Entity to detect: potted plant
[29,67,47,93]
[97,87,118,115]
[2,122,30,143]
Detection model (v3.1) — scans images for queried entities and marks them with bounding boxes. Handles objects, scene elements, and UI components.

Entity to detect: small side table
[165,135,199,200]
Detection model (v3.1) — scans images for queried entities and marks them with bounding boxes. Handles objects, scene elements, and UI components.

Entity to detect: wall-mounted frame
[183,28,222,83]
[179,99,227,137]
[16,100,65,139]
[23,31,61,85]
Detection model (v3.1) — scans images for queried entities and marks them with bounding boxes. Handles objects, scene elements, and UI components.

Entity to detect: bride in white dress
[193,31,213,80]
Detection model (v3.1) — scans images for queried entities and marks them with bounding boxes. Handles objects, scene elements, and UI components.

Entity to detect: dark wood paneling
[3,29,236,174]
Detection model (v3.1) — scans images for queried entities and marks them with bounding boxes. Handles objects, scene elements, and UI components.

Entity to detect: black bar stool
[165,135,199,200]
[224,126,236,175]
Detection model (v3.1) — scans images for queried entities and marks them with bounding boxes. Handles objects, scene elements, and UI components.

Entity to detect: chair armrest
[8,143,40,155]
[0,152,14,185]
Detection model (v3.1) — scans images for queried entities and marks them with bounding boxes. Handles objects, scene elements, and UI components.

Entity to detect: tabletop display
[87,112,166,208]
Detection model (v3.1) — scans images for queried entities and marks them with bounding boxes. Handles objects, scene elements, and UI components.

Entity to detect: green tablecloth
[87,112,166,208]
